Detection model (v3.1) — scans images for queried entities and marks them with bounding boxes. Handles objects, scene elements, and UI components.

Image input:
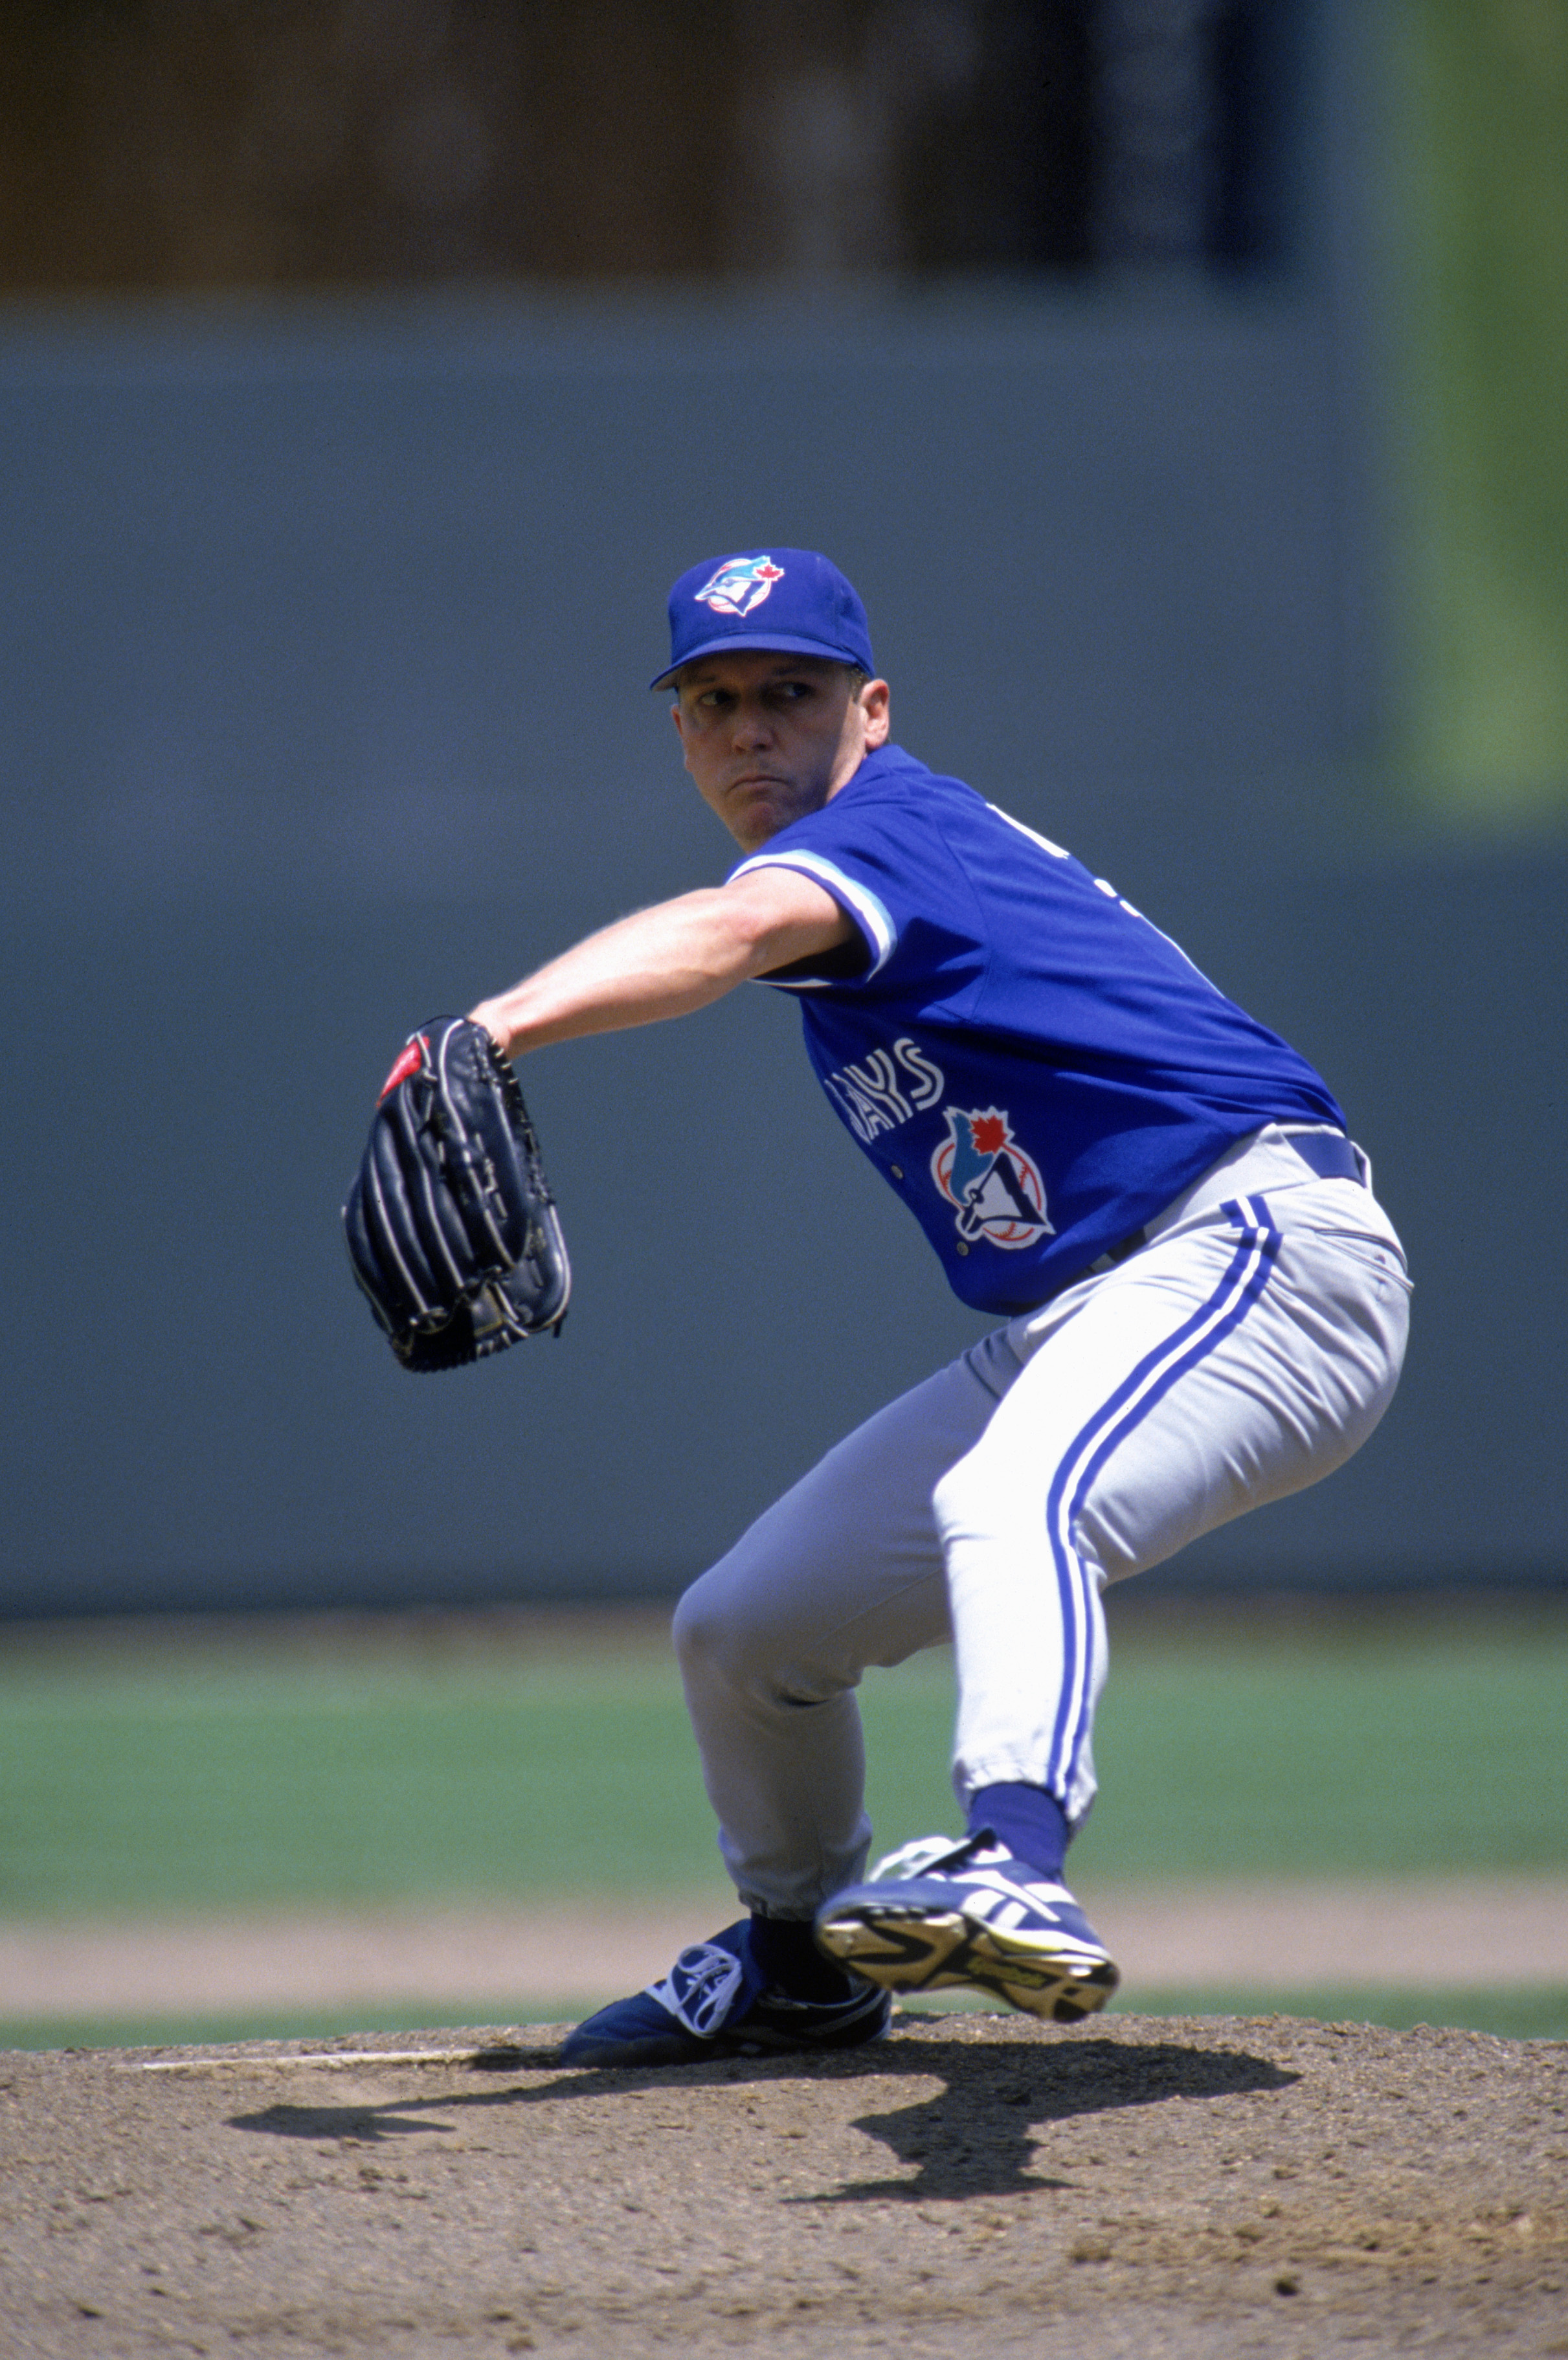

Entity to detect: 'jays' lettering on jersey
[731,744,1346,1314]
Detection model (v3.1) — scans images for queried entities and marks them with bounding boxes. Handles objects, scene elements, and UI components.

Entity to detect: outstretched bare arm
[469,865,856,1061]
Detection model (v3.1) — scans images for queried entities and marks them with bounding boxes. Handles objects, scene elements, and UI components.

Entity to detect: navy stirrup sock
[967,1781,1070,1880]
[748,1913,855,2003]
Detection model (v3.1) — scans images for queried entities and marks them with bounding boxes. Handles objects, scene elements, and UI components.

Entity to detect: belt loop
[1284,1132,1365,1186]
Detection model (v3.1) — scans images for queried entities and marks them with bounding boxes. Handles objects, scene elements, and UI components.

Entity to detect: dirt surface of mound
[2,2011,1563,2357]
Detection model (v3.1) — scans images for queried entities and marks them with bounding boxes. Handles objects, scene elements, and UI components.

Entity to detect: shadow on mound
[227,2028,1297,2202]
[822,2033,1296,2201]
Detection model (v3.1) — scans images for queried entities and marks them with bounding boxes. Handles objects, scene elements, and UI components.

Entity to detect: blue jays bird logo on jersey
[695,554,785,618]
[932,1107,1053,1250]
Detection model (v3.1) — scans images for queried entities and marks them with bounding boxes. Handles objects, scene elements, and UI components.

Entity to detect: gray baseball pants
[673,1127,1411,1919]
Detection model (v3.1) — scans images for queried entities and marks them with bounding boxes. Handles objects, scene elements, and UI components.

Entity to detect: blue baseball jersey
[730,743,1346,1315]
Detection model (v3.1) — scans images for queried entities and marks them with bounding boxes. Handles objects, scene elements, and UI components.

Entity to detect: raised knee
[671,1578,725,1674]
[673,1562,849,1707]
[672,1566,776,1687]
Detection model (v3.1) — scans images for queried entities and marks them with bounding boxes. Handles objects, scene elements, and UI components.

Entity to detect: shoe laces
[869,1829,1073,1912]
[869,1828,998,1883]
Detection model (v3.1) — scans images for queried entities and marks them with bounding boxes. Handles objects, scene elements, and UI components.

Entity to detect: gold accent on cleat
[816,1898,1119,2021]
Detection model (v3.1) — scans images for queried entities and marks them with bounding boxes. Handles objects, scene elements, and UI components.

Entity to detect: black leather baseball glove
[343,1016,570,1372]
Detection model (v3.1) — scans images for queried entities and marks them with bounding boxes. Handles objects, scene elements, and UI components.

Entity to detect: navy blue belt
[1092,1130,1364,1275]
[1282,1130,1365,1184]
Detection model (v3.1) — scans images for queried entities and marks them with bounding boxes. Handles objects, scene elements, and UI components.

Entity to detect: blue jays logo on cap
[651,546,876,689]
[695,554,785,618]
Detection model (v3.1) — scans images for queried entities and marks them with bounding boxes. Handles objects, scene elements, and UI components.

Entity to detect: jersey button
[890,1165,903,1180]
[956,1242,969,1255]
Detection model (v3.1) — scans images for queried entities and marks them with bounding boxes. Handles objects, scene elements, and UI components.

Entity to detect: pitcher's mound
[3,2010,1563,2357]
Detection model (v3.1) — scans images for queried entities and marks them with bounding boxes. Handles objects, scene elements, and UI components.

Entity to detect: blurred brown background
[0,0,1289,290]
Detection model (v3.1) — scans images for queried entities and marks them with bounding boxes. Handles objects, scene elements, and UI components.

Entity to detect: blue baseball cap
[651,548,875,690]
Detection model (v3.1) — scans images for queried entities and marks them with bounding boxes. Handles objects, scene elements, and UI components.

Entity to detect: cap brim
[650,632,872,691]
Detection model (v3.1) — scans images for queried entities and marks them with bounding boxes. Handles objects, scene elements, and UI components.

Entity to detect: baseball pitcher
[348,549,1410,2065]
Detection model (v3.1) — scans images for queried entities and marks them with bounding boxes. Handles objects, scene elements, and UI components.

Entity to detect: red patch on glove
[378,1037,425,1101]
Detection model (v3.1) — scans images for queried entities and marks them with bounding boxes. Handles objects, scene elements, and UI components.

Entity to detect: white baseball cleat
[813,1831,1120,2023]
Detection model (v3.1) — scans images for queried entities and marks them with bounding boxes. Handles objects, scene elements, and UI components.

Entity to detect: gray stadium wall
[0,287,1560,1612]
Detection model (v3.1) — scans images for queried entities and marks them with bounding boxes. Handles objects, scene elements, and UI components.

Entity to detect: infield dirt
[3,2010,1563,2358]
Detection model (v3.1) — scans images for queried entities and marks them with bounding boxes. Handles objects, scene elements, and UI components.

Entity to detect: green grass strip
[3,1984,1563,2056]
[1,1599,1564,1914]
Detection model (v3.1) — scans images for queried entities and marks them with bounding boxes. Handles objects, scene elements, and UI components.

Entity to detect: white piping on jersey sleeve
[728,850,897,988]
